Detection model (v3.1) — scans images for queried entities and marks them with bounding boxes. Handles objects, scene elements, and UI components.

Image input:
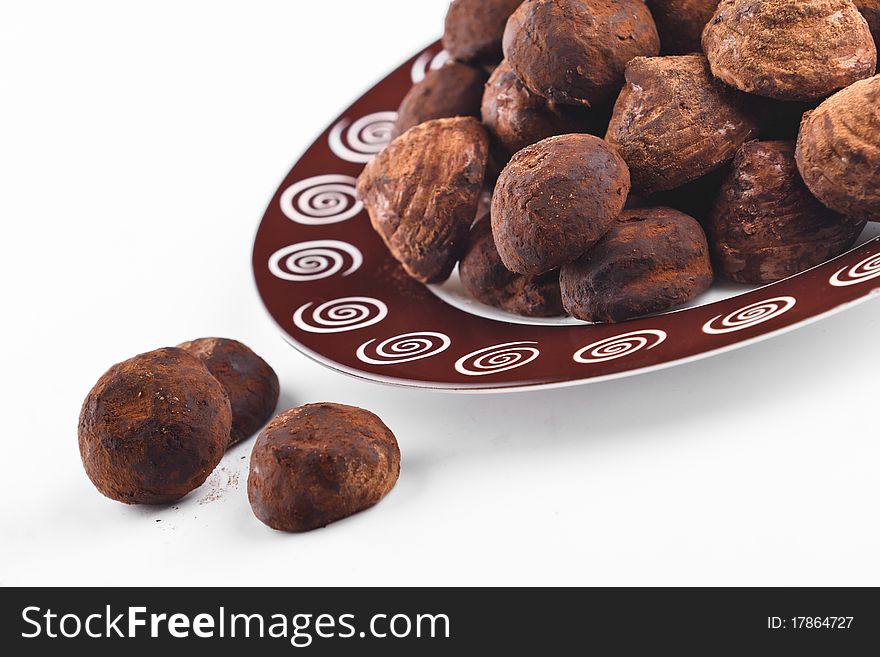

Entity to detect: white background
[2,0,878,587]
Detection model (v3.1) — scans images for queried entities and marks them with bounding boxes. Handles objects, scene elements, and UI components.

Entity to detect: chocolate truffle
[178,337,279,447]
[795,75,880,222]
[646,0,719,54]
[709,140,866,283]
[392,62,489,138]
[460,214,564,316]
[702,0,877,101]
[357,117,489,283]
[491,133,631,275]
[560,207,714,322]
[481,59,590,161]
[78,348,231,504]
[605,54,759,195]
[443,0,525,64]
[248,403,400,532]
[503,0,660,107]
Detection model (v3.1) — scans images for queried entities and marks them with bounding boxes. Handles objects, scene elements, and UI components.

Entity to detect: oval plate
[253,41,880,393]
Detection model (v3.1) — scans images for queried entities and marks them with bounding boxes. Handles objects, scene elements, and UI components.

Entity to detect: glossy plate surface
[252,41,880,392]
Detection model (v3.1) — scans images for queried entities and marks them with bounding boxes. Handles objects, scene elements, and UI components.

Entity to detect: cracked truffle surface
[248,403,400,532]
[491,133,631,275]
[78,348,231,504]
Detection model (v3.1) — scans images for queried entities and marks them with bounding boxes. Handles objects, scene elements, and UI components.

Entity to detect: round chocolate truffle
[392,62,489,138]
[491,133,631,275]
[561,208,714,323]
[481,59,590,161]
[709,141,866,284]
[702,0,877,101]
[178,337,279,447]
[443,0,525,64]
[248,403,400,532]
[78,348,231,504]
[795,75,880,222]
[605,55,759,195]
[460,214,564,317]
[646,0,719,54]
[357,117,489,284]
[503,0,660,107]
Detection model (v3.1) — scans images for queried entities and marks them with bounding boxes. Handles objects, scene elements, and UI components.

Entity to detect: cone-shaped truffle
[605,55,759,195]
[357,117,489,283]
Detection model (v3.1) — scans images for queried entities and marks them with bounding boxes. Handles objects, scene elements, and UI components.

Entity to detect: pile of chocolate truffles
[358,0,880,322]
[79,340,399,532]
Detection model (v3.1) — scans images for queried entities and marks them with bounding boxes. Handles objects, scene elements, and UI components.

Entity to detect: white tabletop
[2,0,878,587]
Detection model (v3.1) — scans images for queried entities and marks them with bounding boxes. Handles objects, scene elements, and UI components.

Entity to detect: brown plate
[252,41,880,393]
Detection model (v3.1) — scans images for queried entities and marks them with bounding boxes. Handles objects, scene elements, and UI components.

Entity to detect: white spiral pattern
[268,240,363,282]
[703,297,796,335]
[830,252,880,287]
[293,297,388,334]
[328,111,398,163]
[455,342,540,376]
[280,175,363,225]
[357,332,451,365]
[410,49,450,83]
[573,330,667,364]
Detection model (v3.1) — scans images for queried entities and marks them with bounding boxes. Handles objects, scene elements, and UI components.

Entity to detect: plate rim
[255,279,878,394]
[251,39,880,394]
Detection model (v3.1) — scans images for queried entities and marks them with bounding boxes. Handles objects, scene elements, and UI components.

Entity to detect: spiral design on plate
[410,48,450,83]
[293,297,388,334]
[454,341,540,376]
[702,297,796,335]
[573,330,667,364]
[328,111,397,163]
[357,332,451,365]
[268,240,363,282]
[830,252,880,287]
[279,175,362,225]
